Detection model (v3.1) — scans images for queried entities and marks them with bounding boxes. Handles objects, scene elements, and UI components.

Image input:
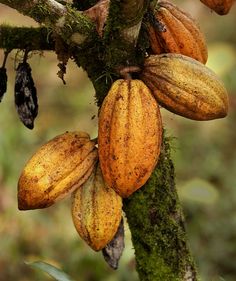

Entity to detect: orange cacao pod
[148,0,208,64]
[200,0,234,15]
[141,54,229,121]
[98,79,162,198]
[18,131,97,210]
[71,164,122,251]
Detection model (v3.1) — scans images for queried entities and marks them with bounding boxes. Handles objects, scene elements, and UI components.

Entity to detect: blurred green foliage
[0,1,236,281]
[26,261,75,281]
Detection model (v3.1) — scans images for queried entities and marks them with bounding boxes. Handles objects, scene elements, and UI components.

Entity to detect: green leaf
[178,178,219,205]
[25,261,74,281]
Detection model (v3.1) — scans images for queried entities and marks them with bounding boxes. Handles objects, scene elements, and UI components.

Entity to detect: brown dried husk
[71,164,122,251]
[200,0,234,15]
[18,131,98,210]
[141,54,229,121]
[148,0,208,64]
[98,79,162,198]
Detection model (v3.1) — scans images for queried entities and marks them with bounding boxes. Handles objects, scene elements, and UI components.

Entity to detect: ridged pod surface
[148,0,208,64]
[141,54,229,120]
[71,164,122,251]
[18,131,98,210]
[200,0,234,15]
[98,79,162,198]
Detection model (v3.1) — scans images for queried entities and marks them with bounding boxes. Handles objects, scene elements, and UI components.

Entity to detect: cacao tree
[0,0,234,280]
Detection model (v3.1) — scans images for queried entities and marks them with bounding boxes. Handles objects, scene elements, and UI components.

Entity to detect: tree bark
[0,0,96,46]
[0,25,54,50]
[123,136,198,280]
[0,1,199,280]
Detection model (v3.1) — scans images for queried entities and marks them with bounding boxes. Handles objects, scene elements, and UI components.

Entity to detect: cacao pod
[71,164,122,251]
[141,54,229,121]
[98,79,162,198]
[148,0,208,64]
[15,62,38,129]
[18,131,97,210]
[200,0,234,15]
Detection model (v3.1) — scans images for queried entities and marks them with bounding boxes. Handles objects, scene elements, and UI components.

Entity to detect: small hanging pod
[102,218,125,269]
[0,51,10,102]
[14,51,38,129]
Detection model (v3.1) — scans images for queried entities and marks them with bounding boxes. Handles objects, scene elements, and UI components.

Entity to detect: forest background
[0,1,236,280]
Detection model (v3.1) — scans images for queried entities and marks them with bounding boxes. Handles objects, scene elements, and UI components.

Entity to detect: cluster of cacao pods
[16,0,232,269]
[17,131,124,267]
[142,0,229,120]
[97,0,229,199]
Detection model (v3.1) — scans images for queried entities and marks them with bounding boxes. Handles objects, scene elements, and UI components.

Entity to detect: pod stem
[119,66,141,80]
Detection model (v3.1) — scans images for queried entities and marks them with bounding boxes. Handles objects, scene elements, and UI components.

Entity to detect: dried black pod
[0,51,9,102]
[14,62,38,129]
[102,218,125,270]
[0,67,7,102]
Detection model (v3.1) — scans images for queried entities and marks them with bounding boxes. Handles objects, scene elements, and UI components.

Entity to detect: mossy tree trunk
[0,0,199,280]
[124,138,198,280]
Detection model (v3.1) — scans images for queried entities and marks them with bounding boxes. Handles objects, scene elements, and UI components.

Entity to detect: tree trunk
[124,136,198,280]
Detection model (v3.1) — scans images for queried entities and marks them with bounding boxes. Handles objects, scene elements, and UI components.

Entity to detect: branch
[0,0,66,23]
[95,0,149,87]
[0,0,96,46]
[105,0,149,45]
[123,136,199,281]
[0,25,54,50]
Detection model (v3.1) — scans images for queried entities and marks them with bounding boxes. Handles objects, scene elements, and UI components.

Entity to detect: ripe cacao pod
[200,0,234,15]
[98,79,162,198]
[141,54,229,121]
[71,164,122,251]
[18,131,97,210]
[148,0,208,64]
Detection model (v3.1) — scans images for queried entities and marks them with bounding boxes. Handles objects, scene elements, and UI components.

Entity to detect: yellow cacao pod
[18,131,97,210]
[71,164,122,251]
[98,79,162,198]
[200,0,234,15]
[141,54,229,121]
[148,0,208,64]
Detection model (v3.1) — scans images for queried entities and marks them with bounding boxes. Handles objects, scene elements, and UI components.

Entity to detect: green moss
[65,6,95,34]
[0,25,54,50]
[123,136,198,281]
[28,1,53,23]
[26,2,96,43]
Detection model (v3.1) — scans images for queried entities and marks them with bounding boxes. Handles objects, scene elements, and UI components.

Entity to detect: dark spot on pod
[147,9,166,32]
[0,67,7,102]
[14,62,38,129]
